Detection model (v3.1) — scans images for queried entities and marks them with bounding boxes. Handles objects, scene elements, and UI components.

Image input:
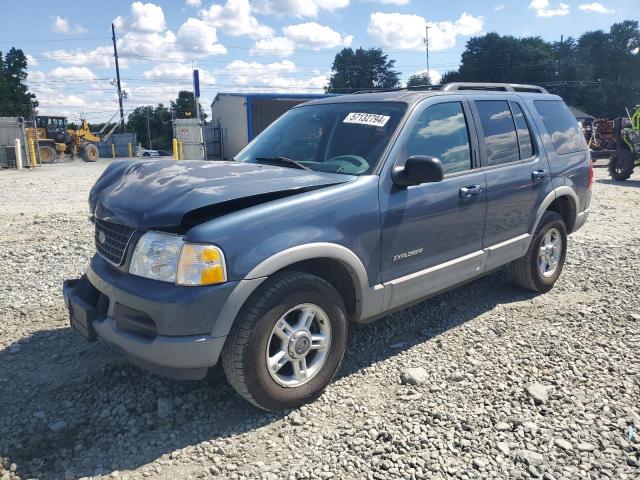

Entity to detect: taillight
[587,159,594,189]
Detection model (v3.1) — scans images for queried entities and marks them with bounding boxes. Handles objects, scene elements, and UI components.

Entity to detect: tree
[0,48,38,117]
[453,33,556,84]
[126,104,173,150]
[406,72,432,87]
[326,47,400,93]
[171,90,207,120]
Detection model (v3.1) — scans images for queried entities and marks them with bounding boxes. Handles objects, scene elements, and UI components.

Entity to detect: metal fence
[203,123,223,159]
[97,132,137,158]
[0,117,37,168]
[173,119,205,160]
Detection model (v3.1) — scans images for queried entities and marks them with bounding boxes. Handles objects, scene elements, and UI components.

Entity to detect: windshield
[235,102,406,175]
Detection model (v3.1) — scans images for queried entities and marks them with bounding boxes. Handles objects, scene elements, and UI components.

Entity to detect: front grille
[95,218,134,266]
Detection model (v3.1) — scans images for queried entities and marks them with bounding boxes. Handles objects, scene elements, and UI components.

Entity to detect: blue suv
[64,83,592,410]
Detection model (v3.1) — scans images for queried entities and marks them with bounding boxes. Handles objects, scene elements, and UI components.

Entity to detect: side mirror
[393,155,444,187]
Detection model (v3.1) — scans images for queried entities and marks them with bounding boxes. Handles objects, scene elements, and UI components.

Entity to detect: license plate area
[63,277,104,342]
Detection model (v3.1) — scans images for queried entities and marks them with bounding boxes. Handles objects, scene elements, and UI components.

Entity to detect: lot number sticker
[343,112,390,127]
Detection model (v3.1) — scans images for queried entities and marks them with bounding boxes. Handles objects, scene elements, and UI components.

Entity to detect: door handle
[532,169,547,180]
[459,184,482,199]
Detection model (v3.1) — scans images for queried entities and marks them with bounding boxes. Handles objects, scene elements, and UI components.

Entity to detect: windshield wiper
[254,156,311,170]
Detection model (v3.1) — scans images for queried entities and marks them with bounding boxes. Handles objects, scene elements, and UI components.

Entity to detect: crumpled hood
[90,160,352,228]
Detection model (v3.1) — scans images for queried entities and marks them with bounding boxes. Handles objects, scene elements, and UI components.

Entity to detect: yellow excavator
[27,114,121,163]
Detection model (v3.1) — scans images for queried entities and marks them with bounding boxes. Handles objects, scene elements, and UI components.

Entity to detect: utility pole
[111,22,125,133]
[424,25,431,81]
[558,34,564,80]
[146,109,152,149]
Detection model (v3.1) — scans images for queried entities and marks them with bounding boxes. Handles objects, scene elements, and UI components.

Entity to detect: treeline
[441,20,640,118]
[325,20,639,118]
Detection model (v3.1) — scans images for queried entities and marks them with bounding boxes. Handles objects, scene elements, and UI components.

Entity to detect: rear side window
[510,102,534,159]
[534,100,585,154]
[475,100,519,165]
[405,102,472,174]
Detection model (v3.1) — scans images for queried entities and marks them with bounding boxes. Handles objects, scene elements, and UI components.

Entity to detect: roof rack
[441,82,548,94]
[352,82,548,95]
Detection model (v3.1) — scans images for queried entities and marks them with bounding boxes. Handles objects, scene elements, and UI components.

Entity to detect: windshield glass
[235,102,406,175]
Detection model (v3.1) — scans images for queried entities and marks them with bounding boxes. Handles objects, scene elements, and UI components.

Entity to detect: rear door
[469,95,552,264]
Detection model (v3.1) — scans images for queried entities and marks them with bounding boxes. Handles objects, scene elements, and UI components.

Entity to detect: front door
[379,98,487,308]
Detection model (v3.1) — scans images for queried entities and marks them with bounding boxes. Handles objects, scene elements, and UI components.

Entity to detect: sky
[0,0,635,122]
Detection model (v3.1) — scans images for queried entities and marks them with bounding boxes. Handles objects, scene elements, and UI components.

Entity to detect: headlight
[129,232,226,286]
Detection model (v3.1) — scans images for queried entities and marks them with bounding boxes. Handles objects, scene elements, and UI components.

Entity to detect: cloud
[42,46,118,69]
[578,2,613,13]
[282,22,352,50]
[368,0,410,4]
[200,0,273,39]
[175,18,227,56]
[252,22,352,56]
[367,12,484,50]
[48,66,98,80]
[112,3,226,61]
[529,0,570,17]
[114,1,167,33]
[252,36,297,56]
[143,63,216,85]
[51,15,87,34]
[186,0,201,6]
[25,54,39,66]
[52,16,70,33]
[494,4,505,11]
[224,60,328,92]
[252,0,321,17]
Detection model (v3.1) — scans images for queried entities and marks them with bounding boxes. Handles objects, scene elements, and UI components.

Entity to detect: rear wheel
[608,149,634,181]
[512,211,567,292]
[81,143,99,162]
[222,271,348,411]
[38,145,56,164]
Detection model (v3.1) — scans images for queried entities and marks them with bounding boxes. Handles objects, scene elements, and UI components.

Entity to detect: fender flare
[212,243,371,337]
[247,242,370,312]
[530,186,579,234]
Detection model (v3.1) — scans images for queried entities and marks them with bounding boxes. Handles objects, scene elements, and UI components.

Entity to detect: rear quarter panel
[524,97,591,214]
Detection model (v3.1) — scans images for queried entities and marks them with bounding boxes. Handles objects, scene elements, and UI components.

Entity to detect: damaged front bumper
[62,256,234,380]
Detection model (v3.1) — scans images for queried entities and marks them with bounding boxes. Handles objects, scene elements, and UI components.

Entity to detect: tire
[81,143,99,162]
[511,211,567,293]
[38,145,56,164]
[222,271,348,411]
[608,150,634,181]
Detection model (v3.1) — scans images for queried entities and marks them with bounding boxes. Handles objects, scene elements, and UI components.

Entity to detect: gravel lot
[1,160,639,480]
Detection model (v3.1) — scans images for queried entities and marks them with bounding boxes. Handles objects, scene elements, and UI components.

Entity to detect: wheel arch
[530,187,578,234]
[246,243,369,321]
[212,243,370,339]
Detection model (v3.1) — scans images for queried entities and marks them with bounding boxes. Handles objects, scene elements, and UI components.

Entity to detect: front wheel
[221,271,348,411]
[511,211,567,293]
[608,150,634,181]
[81,143,99,162]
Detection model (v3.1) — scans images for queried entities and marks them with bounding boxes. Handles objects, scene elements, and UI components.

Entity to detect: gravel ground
[0,160,639,480]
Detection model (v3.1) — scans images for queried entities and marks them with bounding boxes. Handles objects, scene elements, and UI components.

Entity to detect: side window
[510,102,534,159]
[475,100,519,165]
[534,100,585,154]
[405,102,472,175]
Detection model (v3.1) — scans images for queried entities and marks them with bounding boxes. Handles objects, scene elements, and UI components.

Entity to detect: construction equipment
[608,105,640,181]
[27,112,122,164]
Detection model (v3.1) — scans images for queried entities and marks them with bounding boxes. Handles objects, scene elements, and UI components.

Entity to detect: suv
[64,83,592,411]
